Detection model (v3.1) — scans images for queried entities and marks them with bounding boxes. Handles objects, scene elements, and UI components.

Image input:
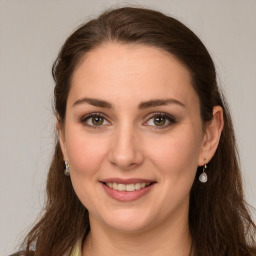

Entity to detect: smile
[101,179,156,202]
[105,182,151,192]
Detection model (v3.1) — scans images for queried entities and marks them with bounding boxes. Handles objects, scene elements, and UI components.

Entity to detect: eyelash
[143,112,176,129]
[80,112,110,129]
[80,112,176,129]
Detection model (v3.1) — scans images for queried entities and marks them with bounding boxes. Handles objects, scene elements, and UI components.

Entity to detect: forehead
[69,43,198,107]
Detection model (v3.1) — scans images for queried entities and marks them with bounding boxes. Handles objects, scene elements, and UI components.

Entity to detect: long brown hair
[20,7,256,256]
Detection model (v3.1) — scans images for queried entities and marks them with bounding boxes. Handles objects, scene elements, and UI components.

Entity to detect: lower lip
[102,183,155,202]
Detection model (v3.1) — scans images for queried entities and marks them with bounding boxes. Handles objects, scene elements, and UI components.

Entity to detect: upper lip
[101,178,156,184]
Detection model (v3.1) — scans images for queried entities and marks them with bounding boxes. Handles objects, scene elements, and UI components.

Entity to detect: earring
[199,164,208,183]
[64,161,70,176]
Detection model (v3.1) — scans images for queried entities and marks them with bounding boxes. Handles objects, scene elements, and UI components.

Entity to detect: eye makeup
[79,111,177,131]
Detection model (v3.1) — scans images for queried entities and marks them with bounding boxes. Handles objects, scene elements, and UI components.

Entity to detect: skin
[58,43,223,256]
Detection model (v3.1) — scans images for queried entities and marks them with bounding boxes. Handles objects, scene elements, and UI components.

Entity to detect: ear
[198,106,224,166]
[56,120,69,162]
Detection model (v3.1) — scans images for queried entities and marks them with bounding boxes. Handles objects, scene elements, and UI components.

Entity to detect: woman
[14,6,256,256]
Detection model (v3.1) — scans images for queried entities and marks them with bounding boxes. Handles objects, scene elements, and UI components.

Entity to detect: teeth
[106,182,151,192]
[135,183,141,190]
[117,184,125,191]
[113,183,118,190]
[126,184,135,191]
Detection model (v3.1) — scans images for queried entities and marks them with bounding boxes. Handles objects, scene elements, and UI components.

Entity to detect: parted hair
[20,6,256,256]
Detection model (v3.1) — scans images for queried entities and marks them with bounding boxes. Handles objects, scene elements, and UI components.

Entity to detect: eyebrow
[138,99,185,109]
[72,97,185,109]
[72,98,112,108]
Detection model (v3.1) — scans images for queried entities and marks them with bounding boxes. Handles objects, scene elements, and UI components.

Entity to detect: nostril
[108,147,144,170]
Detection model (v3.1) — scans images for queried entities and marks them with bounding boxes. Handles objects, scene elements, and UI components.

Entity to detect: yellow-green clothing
[71,243,82,256]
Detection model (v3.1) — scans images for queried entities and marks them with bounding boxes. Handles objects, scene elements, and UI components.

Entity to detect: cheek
[65,129,108,176]
[64,130,109,210]
[146,129,202,212]
[146,129,202,179]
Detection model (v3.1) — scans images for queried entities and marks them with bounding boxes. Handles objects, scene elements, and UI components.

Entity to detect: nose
[108,124,144,170]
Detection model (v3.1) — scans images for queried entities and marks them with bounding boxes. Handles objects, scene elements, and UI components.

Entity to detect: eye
[144,113,176,128]
[81,113,110,128]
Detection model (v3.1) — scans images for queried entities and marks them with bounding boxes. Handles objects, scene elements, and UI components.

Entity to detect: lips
[100,178,156,202]
[105,182,151,192]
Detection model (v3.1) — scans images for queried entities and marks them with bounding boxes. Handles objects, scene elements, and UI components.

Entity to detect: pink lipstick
[100,178,156,202]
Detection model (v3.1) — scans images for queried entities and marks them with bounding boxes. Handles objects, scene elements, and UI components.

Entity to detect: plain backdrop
[0,0,255,255]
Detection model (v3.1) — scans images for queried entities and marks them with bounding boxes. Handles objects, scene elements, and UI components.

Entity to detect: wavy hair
[20,6,256,256]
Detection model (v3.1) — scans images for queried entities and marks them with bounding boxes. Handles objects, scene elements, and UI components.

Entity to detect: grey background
[0,0,255,255]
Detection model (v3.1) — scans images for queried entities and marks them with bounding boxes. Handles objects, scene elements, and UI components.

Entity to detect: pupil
[92,116,103,125]
[154,116,166,126]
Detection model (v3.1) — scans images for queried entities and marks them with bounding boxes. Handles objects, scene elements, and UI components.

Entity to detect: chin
[106,218,151,233]
[95,208,155,233]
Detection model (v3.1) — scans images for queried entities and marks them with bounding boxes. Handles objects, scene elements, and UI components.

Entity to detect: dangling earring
[199,164,207,183]
[64,161,70,176]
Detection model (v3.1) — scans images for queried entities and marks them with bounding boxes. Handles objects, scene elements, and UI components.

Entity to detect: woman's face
[60,43,207,233]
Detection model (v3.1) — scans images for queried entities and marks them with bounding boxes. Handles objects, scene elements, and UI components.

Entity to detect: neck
[82,209,192,256]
